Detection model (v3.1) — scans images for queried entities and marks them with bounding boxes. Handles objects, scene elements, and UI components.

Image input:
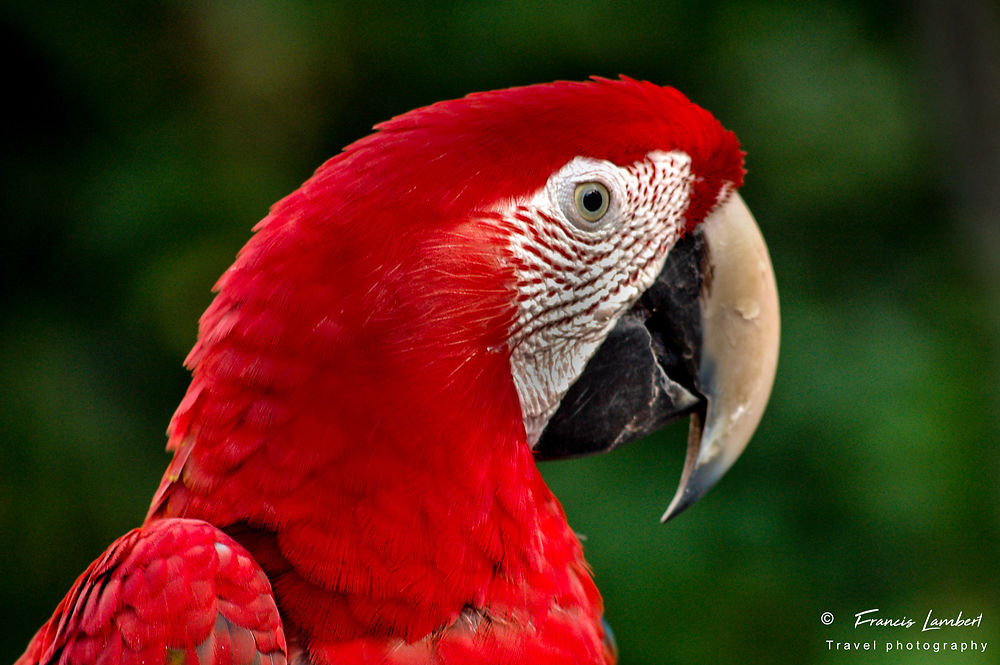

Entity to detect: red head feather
[148,77,744,663]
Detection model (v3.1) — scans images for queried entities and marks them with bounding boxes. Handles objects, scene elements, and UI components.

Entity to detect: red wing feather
[17,519,286,665]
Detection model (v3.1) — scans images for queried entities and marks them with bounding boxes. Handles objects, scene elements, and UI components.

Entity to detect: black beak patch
[534,231,708,460]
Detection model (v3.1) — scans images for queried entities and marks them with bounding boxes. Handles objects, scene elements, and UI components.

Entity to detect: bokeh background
[2,1,998,663]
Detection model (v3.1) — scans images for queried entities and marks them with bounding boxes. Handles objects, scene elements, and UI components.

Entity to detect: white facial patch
[500,150,694,444]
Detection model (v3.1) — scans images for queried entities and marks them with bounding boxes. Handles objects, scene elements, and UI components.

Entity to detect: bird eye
[573,182,610,224]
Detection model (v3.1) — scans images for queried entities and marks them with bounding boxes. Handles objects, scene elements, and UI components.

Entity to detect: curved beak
[534,193,779,522]
[660,193,780,522]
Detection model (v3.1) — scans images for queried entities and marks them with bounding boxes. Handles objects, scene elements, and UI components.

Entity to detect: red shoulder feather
[17,519,286,665]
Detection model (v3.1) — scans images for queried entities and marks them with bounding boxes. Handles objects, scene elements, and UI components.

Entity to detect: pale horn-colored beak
[661,193,780,522]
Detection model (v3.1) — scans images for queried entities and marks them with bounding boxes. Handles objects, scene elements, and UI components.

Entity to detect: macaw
[17,77,779,665]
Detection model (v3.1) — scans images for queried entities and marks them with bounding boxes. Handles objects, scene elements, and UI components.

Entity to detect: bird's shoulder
[16,517,286,665]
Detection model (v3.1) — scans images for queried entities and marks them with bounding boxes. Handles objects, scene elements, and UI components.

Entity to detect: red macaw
[18,77,779,665]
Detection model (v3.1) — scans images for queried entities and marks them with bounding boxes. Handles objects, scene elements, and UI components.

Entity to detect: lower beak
[534,193,780,522]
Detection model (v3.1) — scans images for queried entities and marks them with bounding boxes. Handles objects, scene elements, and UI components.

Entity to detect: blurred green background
[2,1,998,663]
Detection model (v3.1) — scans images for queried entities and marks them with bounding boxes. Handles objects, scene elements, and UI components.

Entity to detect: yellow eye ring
[573,182,610,223]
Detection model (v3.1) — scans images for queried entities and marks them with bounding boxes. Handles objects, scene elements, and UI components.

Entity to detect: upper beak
[534,193,780,522]
[659,193,780,521]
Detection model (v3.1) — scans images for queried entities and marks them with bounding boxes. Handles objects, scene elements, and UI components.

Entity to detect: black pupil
[582,188,604,213]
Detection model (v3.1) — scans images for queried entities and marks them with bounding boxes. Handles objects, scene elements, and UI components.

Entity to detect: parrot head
[153,77,779,657]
